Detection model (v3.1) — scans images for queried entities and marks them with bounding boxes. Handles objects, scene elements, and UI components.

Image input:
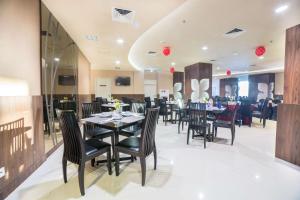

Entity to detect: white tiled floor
[6,119,300,200]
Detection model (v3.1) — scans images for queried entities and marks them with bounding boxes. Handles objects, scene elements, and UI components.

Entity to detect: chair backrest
[92,101,102,113]
[154,98,159,108]
[158,99,167,114]
[189,102,206,110]
[140,108,159,156]
[59,111,84,164]
[95,97,103,104]
[144,97,151,109]
[131,102,145,114]
[188,108,207,130]
[82,103,93,118]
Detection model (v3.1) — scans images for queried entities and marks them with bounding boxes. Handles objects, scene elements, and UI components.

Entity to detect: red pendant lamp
[162,46,171,56]
[226,69,231,76]
[255,46,266,57]
[170,67,175,74]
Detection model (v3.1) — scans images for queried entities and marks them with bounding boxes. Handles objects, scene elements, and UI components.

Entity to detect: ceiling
[42,0,185,70]
[42,0,300,76]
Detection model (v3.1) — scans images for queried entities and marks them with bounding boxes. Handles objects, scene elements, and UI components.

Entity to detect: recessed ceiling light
[202,46,208,51]
[116,38,124,44]
[171,62,176,66]
[275,5,288,13]
[259,56,264,60]
[115,60,121,65]
[54,57,60,62]
[86,35,98,41]
[233,52,239,56]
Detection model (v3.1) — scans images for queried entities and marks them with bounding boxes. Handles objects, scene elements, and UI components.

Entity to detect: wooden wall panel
[0,96,45,199]
[284,24,300,104]
[248,73,275,102]
[173,72,184,92]
[219,78,238,97]
[184,62,212,100]
[275,104,300,166]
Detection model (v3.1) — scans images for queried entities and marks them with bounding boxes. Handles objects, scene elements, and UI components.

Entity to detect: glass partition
[41,3,78,153]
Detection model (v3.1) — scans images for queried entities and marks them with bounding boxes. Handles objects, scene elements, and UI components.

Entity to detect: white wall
[275,72,284,95]
[212,78,220,96]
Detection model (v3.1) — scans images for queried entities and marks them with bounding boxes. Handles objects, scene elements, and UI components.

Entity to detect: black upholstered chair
[59,110,112,196]
[158,99,172,125]
[187,103,210,148]
[144,97,152,109]
[213,106,237,145]
[82,103,114,148]
[115,108,159,186]
[252,98,269,128]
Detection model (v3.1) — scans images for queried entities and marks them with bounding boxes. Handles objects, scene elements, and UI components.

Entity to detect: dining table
[101,103,130,111]
[81,111,145,163]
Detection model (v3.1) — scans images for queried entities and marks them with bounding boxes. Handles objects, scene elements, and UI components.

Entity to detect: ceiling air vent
[112,7,135,24]
[147,51,158,56]
[224,28,246,38]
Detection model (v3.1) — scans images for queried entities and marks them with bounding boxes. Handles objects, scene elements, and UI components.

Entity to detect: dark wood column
[275,24,300,166]
[248,73,275,103]
[219,78,238,97]
[184,62,212,100]
[173,71,184,94]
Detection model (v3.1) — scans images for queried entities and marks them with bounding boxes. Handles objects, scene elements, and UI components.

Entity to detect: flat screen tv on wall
[115,76,130,86]
[58,75,76,86]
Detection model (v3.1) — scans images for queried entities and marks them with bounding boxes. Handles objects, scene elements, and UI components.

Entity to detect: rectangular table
[81,112,144,162]
[101,103,130,111]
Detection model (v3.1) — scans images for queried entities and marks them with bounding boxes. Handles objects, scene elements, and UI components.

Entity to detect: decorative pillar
[275,24,300,166]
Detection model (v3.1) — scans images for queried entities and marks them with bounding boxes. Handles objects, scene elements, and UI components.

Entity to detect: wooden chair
[114,108,159,186]
[213,105,237,145]
[82,103,114,153]
[187,103,210,148]
[252,98,269,128]
[159,99,172,125]
[59,111,112,196]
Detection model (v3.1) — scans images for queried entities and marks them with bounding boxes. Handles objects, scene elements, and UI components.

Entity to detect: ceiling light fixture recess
[171,62,176,66]
[275,5,288,13]
[54,57,60,62]
[116,38,124,44]
[115,60,121,65]
[259,56,264,60]
[202,46,208,51]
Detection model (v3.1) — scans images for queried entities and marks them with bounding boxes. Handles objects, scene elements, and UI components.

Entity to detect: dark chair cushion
[213,120,232,128]
[120,125,142,137]
[85,139,110,156]
[116,137,140,152]
[85,127,113,139]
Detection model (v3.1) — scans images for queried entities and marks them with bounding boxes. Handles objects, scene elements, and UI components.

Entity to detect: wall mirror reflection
[41,3,79,154]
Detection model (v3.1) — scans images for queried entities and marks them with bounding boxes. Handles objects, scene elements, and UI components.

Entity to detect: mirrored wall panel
[41,3,79,153]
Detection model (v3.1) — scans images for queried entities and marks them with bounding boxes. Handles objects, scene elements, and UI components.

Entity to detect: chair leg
[204,128,206,149]
[182,121,184,130]
[78,162,85,196]
[107,148,112,175]
[263,118,266,128]
[165,114,167,126]
[111,135,115,156]
[153,143,157,170]
[178,121,181,133]
[140,157,146,186]
[62,157,67,183]
[187,127,190,144]
[231,126,235,145]
[91,158,95,167]
[214,126,218,137]
[115,149,120,176]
